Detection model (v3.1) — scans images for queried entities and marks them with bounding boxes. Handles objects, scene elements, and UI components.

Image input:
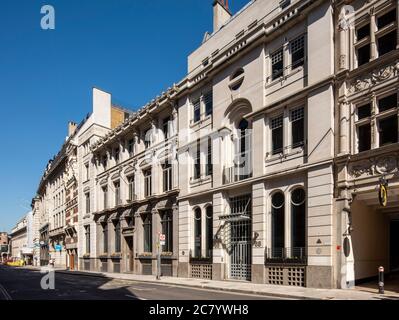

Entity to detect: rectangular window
[271,115,284,154]
[103,186,108,210]
[291,107,305,148]
[162,160,172,192]
[114,181,121,206]
[128,177,135,201]
[144,128,151,149]
[377,10,396,29]
[357,44,370,66]
[378,93,397,113]
[162,117,170,140]
[103,224,108,254]
[85,225,90,254]
[358,124,371,152]
[206,137,213,176]
[378,30,397,56]
[271,48,283,80]
[144,169,152,197]
[143,215,152,253]
[114,148,120,164]
[358,103,371,119]
[193,98,201,123]
[85,193,90,214]
[114,220,121,253]
[356,24,370,41]
[204,91,213,116]
[128,139,134,157]
[85,163,89,181]
[290,36,305,69]
[161,210,173,253]
[379,116,398,146]
[194,139,201,179]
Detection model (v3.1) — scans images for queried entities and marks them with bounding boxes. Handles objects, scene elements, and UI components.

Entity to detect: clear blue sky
[0,0,249,232]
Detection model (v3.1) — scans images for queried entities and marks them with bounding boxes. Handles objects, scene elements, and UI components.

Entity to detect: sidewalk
[23,266,399,300]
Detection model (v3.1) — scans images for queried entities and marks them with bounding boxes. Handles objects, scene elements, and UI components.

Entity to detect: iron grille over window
[161,210,173,253]
[143,215,152,253]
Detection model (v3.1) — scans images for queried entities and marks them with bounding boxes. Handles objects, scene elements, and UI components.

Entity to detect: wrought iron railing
[265,247,307,265]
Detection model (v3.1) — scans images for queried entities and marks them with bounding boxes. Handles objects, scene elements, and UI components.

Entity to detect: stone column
[370,93,377,149]
[338,21,348,70]
[370,8,377,61]
[339,100,350,155]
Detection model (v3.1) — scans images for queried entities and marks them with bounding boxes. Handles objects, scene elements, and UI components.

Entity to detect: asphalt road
[0,265,284,300]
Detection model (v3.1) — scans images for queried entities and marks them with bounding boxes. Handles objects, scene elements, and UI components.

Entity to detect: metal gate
[229,195,252,281]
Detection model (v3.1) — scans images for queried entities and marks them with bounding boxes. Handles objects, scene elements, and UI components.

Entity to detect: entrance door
[390,220,399,271]
[69,254,75,271]
[229,195,252,281]
[126,237,134,272]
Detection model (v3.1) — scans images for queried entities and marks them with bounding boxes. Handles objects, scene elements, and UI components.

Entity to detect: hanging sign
[378,184,388,207]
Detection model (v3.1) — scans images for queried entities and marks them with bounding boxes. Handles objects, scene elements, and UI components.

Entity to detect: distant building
[10,212,34,264]
[0,232,10,262]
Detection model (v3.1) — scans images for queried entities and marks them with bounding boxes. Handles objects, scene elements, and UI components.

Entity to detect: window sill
[265,145,306,163]
[189,175,212,186]
[189,114,212,128]
[265,66,304,88]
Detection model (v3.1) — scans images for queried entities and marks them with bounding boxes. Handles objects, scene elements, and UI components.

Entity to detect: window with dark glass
[114,220,121,253]
[206,137,213,176]
[144,128,152,149]
[128,177,135,201]
[356,24,370,41]
[143,215,152,253]
[102,155,108,170]
[162,117,170,140]
[161,210,173,253]
[85,225,90,254]
[102,186,108,209]
[194,139,201,179]
[271,48,284,80]
[102,223,108,253]
[85,192,90,214]
[291,107,305,148]
[114,148,120,164]
[144,169,152,197]
[271,115,283,154]
[204,91,213,116]
[378,93,397,113]
[114,181,121,206]
[379,116,398,146]
[378,30,397,56]
[194,208,202,258]
[291,189,306,258]
[377,10,396,29]
[193,98,201,123]
[357,44,370,66]
[291,36,305,69]
[162,160,172,192]
[128,139,134,157]
[358,124,371,152]
[271,192,285,258]
[358,103,371,119]
[205,206,213,258]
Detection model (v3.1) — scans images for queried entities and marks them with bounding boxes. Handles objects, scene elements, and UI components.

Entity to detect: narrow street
[0,266,285,300]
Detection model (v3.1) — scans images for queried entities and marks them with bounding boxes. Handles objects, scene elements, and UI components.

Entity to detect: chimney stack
[213,0,232,32]
[68,121,77,137]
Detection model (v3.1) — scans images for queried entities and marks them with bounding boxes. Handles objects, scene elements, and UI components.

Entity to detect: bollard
[378,266,384,294]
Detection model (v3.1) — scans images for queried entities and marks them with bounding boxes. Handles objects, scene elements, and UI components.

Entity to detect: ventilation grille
[190,264,213,280]
[266,266,305,287]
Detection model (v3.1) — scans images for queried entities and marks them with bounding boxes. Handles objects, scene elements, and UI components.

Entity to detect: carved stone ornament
[348,62,399,94]
[375,155,398,174]
[348,160,373,178]
[348,154,399,178]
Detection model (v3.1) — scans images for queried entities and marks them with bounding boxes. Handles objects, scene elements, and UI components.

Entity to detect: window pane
[377,10,396,29]
[378,93,397,112]
[193,99,200,122]
[357,44,370,66]
[379,116,398,146]
[204,91,213,116]
[271,49,283,80]
[378,30,397,56]
[358,103,371,119]
[194,209,201,258]
[291,189,306,251]
[358,124,371,152]
[205,207,213,258]
[271,116,283,154]
[291,36,305,69]
[271,193,285,257]
[291,108,304,147]
[356,24,370,40]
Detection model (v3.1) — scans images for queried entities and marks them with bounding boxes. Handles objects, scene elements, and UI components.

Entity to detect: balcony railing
[223,165,252,185]
[265,247,307,265]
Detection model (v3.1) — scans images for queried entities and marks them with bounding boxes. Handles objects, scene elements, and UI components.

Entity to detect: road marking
[0,284,12,301]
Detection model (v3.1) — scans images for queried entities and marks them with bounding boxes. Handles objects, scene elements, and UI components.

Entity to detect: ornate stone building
[334,0,399,288]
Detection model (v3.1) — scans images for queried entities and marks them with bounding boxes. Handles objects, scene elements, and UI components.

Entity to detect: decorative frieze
[348,153,399,178]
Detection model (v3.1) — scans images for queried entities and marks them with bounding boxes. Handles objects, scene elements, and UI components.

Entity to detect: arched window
[291,188,306,258]
[205,206,213,258]
[194,208,202,258]
[230,68,245,91]
[271,192,285,258]
[238,119,249,155]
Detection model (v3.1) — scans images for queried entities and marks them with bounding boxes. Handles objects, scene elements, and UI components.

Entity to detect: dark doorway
[126,237,134,272]
[390,220,399,272]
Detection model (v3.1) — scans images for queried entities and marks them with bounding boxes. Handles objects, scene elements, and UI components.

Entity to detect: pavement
[10,265,399,300]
